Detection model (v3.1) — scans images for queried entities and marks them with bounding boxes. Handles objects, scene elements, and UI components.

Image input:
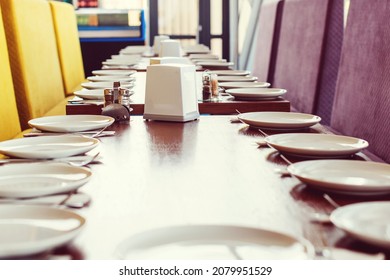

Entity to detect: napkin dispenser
[144,64,199,122]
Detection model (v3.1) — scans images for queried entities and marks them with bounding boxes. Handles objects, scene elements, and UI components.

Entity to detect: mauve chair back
[252,0,284,84]
[273,0,341,116]
[313,0,344,124]
[330,0,390,162]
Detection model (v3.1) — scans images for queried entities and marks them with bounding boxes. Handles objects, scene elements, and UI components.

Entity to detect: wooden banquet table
[46,116,388,259]
[66,72,290,116]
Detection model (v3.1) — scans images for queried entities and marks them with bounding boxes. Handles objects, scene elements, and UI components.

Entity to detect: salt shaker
[119,88,132,109]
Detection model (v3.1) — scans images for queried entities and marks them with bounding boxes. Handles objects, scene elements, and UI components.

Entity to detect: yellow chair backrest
[0,0,65,130]
[50,1,85,95]
[0,5,21,141]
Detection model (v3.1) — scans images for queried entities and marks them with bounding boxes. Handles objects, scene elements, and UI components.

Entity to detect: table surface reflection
[57,116,390,259]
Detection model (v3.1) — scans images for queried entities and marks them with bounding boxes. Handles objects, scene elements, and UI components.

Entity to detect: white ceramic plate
[189,54,219,59]
[192,59,227,63]
[208,70,251,76]
[74,89,134,100]
[0,163,91,198]
[87,75,135,82]
[265,133,368,158]
[197,61,234,68]
[0,135,99,159]
[226,88,284,100]
[185,50,211,54]
[116,225,313,260]
[120,46,150,54]
[102,60,139,66]
[330,202,390,249]
[183,45,210,55]
[28,115,114,133]
[91,69,136,76]
[220,82,271,90]
[111,54,142,60]
[217,76,258,82]
[238,112,321,129]
[0,205,85,258]
[288,160,390,195]
[74,89,104,100]
[81,82,134,90]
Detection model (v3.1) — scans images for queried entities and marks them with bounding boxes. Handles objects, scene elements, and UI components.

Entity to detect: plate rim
[87,75,136,82]
[265,133,369,157]
[217,76,258,82]
[0,163,92,198]
[208,70,251,76]
[220,82,271,88]
[73,89,105,100]
[330,201,390,249]
[288,160,390,194]
[28,115,114,133]
[81,81,134,89]
[238,112,321,129]
[0,135,100,159]
[116,224,314,259]
[91,69,136,76]
[0,204,85,258]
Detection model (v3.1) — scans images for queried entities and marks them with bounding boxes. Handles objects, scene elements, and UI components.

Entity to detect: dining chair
[312,0,344,125]
[330,0,390,163]
[49,1,86,95]
[0,5,21,141]
[272,0,343,124]
[252,0,284,84]
[0,0,70,130]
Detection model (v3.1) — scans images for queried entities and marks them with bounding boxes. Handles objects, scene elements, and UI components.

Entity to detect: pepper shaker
[119,88,132,109]
[104,88,113,106]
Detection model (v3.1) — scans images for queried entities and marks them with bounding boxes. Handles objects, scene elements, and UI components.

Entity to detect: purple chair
[313,0,344,124]
[252,0,284,84]
[330,0,390,162]
[272,0,343,123]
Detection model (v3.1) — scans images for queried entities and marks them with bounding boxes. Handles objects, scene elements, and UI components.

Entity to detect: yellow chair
[50,1,86,95]
[0,0,71,130]
[0,4,22,141]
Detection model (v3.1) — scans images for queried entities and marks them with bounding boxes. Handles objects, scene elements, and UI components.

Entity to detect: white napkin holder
[153,35,169,55]
[159,39,182,57]
[144,64,199,122]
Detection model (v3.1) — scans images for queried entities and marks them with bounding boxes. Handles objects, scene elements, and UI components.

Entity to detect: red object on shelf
[78,0,98,8]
